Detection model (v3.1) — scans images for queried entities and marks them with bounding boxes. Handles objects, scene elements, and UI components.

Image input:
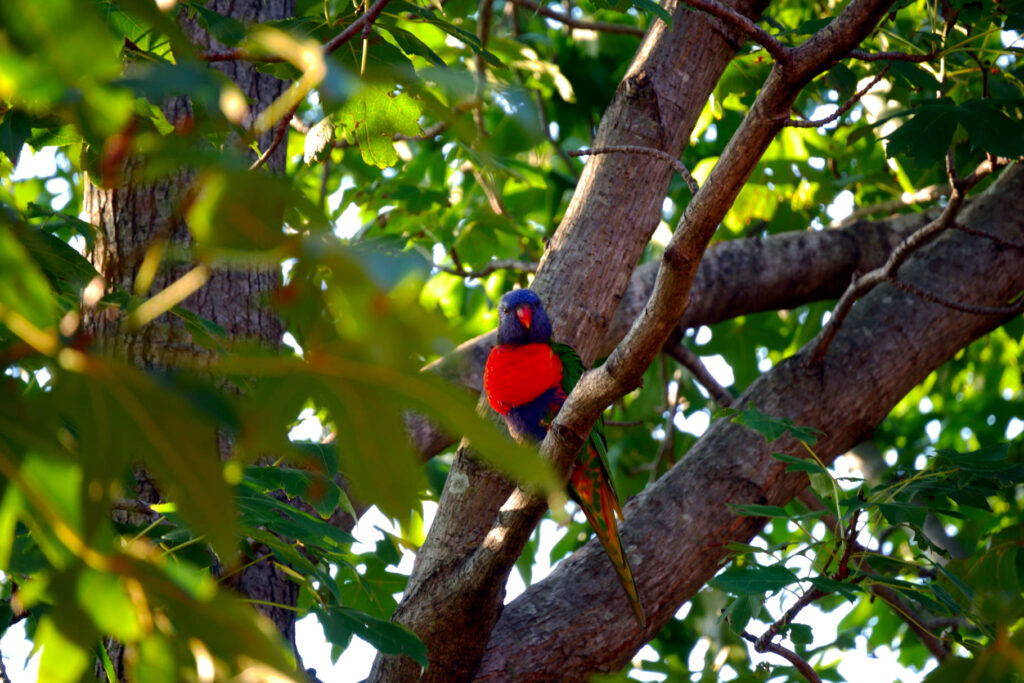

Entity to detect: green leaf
[0,109,31,169]
[317,605,429,667]
[771,452,829,476]
[729,503,790,517]
[35,616,91,683]
[0,224,59,329]
[720,404,821,444]
[807,576,861,601]
[58,359,238,560]
[188,2,246,45]
[338,85,423,169]
[132,633,177,683]
[380,26,447,68]
[628,0,672,27]
[711,564,799,595]
[77,568,143,642]
[955,100,1024,158]
[187,169,295,252]
[788,622,813,645]
[884,102,959,165]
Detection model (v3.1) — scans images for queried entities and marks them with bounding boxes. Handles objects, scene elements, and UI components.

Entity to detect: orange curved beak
[515,304,533,330]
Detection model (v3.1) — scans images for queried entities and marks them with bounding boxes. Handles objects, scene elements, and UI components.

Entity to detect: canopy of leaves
[0,0,1022,680]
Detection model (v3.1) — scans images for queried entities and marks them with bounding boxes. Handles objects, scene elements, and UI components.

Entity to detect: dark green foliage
[1,0,1022,679]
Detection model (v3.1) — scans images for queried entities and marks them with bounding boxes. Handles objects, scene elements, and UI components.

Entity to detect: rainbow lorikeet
[483,288,646,627]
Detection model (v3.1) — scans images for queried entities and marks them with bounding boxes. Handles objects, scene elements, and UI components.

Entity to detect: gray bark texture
[83,0,299,678]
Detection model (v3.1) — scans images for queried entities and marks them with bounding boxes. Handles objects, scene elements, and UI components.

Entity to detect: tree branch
[679,0,790,63]
[377,0,920,678]
[741,631,823,683]
[410,204,940,461]
[783,66,889,128]
[797,490,954,661]
[664,341,732,407]
[438,259,539,279]
[848,48,934,62]
[810,153,1010,361]
[508,0,645,36]
[570,146,700,194]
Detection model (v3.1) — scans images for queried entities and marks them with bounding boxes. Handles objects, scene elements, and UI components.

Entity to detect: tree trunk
[84,0,297,677]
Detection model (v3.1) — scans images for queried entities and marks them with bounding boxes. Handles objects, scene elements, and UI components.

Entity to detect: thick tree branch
[371,0,777,678]
[478,163,1024,680]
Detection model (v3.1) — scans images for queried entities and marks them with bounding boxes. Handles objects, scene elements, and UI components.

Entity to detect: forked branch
[810,152,1012,361]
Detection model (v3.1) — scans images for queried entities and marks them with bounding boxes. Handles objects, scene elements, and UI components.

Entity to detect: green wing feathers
[553,342,646,627]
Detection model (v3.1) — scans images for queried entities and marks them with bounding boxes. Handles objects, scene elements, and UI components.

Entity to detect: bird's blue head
[496,289,553,345]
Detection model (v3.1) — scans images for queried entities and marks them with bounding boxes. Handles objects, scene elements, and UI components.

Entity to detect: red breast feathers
[484,343,564,415]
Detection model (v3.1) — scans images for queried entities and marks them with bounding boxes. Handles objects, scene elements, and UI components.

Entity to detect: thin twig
[249,105,295,170]
[784,66,890,128]
[570,146,699,194]
[249,0,395,170]
[848,49,934,62]
[508,0,645,36]
[112,497,158,516]
[888,276,1024,315]
[323,0,394,56]
[664,341,732,407]
[810,152,1010,362]
[679,0,790,64]
[647,360,682,483]
[605,419,645,427]
[438,259,538,279]
[796,490,953,661]
[290,116,311,134]
[741,631,823,683]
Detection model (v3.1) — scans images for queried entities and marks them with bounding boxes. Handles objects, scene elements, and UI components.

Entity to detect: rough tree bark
[83,0,299,677]
[477,163,1024,679]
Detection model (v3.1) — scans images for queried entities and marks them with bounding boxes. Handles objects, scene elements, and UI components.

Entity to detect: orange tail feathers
[570,457,646,628]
